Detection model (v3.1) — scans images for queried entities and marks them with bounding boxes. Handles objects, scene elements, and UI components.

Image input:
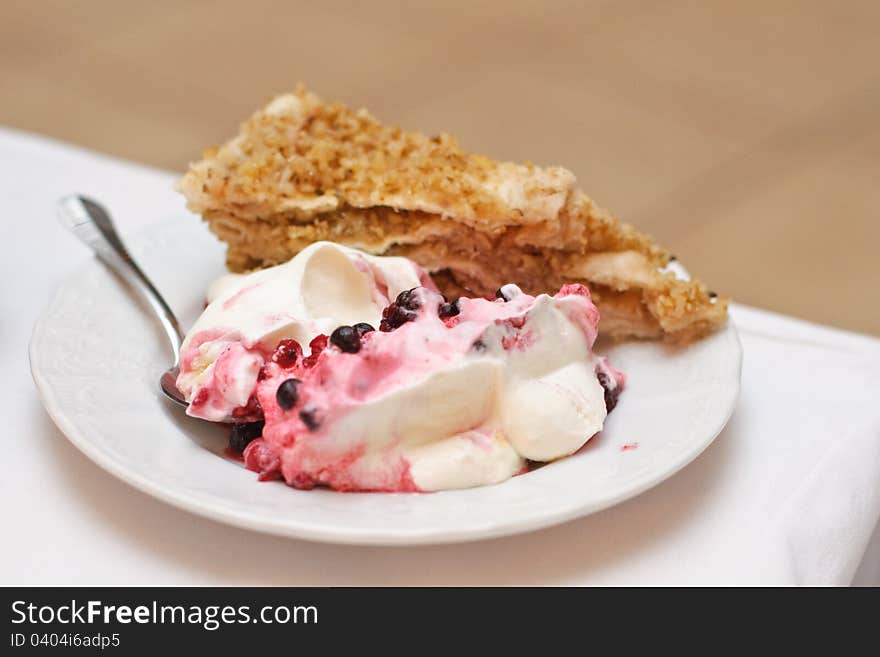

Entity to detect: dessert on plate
[175,86,727,493]
[178,243,623,492]
[177,241,430,422]
[178,86,727,342]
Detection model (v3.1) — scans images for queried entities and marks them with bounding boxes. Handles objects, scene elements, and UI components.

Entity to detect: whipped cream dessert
[178,244,624,492]
[177,241,432,422]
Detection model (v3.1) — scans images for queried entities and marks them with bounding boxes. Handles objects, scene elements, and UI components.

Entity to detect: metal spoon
[57,196,189,408]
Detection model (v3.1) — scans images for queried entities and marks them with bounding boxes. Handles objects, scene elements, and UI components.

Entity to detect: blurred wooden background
[3,0,878,334]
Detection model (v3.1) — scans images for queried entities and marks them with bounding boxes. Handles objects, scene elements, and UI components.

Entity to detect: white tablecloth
[3,128,878,586]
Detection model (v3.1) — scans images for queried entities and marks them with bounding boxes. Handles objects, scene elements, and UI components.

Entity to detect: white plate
[30,219,742,545]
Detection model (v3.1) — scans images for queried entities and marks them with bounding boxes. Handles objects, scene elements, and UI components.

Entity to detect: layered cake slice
[178,86,727,341]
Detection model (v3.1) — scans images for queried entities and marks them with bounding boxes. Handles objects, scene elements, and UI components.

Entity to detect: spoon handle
[57,196,184,364]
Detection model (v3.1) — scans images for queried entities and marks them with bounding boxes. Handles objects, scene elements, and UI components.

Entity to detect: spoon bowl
[160,366,188,407]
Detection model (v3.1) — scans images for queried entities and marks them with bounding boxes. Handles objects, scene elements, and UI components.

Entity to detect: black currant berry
[330,325,362,353]
[395,288,422,311]
[276,378,300,410]
[596,371,620,413]
[380,304,417,331]
[438,299,460,319]
[229,420,264,453]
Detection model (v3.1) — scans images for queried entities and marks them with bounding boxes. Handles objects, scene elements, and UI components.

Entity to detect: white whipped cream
[177,242,428,421]
[247,285,619,492]
[178,243,622,492]
[397,294,608,490]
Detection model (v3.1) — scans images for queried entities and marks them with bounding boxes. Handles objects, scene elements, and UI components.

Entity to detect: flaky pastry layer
[179,86,728,341]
